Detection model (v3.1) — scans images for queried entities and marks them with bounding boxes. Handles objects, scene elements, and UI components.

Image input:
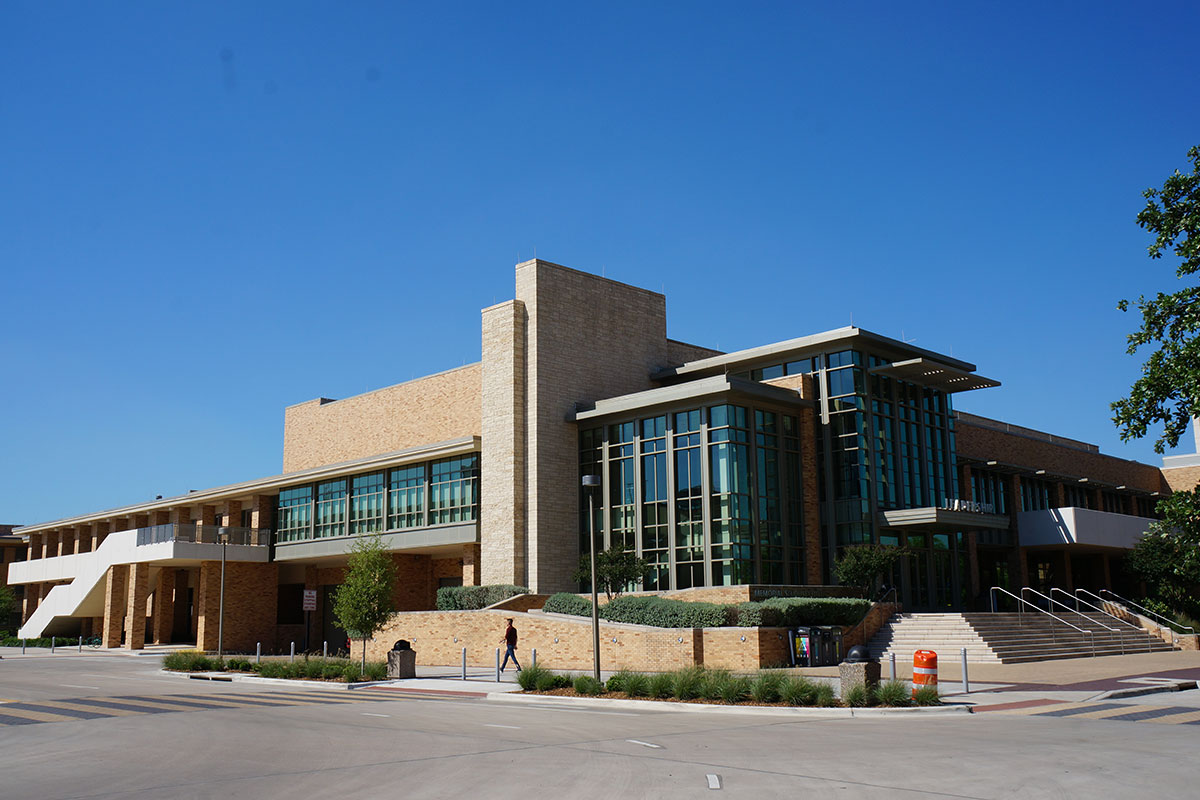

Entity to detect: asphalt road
[1,652,1197,799]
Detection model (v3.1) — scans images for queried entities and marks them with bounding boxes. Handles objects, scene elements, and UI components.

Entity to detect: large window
[641,416,669,590]
[430,455,479,525]
[709,404,753,586]
[674,409,705,589]
[389,464,425,529]
[277,486,312,542]
[349,472,385,535]
[314,479,347,539]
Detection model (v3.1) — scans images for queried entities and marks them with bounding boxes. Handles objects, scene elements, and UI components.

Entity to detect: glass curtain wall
[578,402,804,591]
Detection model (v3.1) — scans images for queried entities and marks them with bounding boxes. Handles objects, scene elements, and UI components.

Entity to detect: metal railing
[1067,588,1154,652]
[1023,587,1122,654]
[990,586,1097,657]
[1098,589,1195,641]
[136,524,270,547]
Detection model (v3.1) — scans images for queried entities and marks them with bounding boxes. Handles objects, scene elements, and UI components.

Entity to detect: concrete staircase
[869,611,1178,664]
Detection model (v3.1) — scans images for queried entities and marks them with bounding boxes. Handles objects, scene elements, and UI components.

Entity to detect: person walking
[500,618,521,673]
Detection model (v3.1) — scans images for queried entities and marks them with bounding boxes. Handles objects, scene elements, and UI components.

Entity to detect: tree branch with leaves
[332,533,398,672]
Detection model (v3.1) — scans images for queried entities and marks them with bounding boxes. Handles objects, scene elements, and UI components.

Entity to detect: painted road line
[484,724,521,729]
[361,713,391,718]
[1036,703,1127,718]
[62,697,176,714]
[626,739,662,749]
[1145,709,1200,724]
[0,705,88,723]
[1102,706,1200,723]
[0,713,40,726]
[1,702,114,721]
[707,774,722,790]
[1071,704,1166,720]
[60,684,101,690]
[42,699,143,717]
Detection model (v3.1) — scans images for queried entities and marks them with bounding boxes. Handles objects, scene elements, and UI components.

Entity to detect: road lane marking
[60,684,101,690]
[626,739,662,749]
[484,723,521,729]
[362,713,391,718]
[707,774,722,790]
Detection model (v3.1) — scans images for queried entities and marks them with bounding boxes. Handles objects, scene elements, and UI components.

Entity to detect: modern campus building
[7,260,1197,651]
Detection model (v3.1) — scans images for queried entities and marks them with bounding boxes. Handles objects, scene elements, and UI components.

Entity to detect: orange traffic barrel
[913,650,938,698]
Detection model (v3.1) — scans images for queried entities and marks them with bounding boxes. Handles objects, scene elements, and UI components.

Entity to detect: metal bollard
[495,648,501,683]
[889,652,896,681]
[256,642,261,664]
[51,636,55,653]
[22,638,26,654]
[323,641,328,659]
[79,636,83,653]
[462,647,467,681]
[532,648,537,668]
[961,647,970,694]
[290,642,295,663]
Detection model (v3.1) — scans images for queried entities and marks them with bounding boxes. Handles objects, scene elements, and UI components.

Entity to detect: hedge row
[161,651,388,682]
[436,584,529,610]
[540,594,870,629]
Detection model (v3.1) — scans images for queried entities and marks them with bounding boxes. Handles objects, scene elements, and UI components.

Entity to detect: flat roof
[570,375,810,422]
[14,436,480,537]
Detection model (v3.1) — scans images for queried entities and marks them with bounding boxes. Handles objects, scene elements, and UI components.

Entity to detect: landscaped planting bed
[515,664,940,708]
[540,593,871,628]
[161,650,388,682]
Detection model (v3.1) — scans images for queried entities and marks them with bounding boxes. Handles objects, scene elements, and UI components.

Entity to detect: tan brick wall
[196,561,279,653]
[516,260,672,593]
[1162,465,1200,492]
[666,339,722,366]
[353,608,798,672]
[283,363,482,473]
[480,299,527,585]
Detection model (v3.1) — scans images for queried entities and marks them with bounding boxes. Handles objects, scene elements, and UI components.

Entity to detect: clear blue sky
[3,2,1199,525]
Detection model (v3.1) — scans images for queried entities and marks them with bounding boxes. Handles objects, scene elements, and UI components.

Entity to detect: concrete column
[125,563,150,650]
[152,568,176,644]
[103,565,129,648]
[195,561,221,651]
[76,524,92,554]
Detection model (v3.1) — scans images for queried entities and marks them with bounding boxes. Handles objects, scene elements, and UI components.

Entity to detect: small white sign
[302,589,317,611]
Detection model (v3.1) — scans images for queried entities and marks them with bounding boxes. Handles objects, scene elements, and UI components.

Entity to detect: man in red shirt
[499,618,521,673]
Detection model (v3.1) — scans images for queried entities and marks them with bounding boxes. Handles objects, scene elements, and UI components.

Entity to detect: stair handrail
[990,586,1097,657]
[1046,587,1135,654]
[1022,587,1121,634]
[1068,588,1153,652]
[1098,589,1195,639]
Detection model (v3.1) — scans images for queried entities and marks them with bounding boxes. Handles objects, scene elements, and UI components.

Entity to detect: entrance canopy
[879,506,1010,533]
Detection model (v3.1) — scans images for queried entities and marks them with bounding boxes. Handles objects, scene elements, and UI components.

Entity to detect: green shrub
[435,584,529,611]
[517,663,550,691]
[342,664,364,682]
[779,676,818,706]
[535,669,565,692]
[761,597,872,627]
[732,602,784,627]
[226,658,252,672]
[599,596,729,628]
[542,592,593,616]
[1,636,54,647]
[873,680,911,707]
[303,659,326,679]
[814,683,837,707]
[750,672,784,703]
[700,669,732,701]
[621,672,650,698]
[364,661,387,681]
[257,661,286,678]
[162,650,214,672]
[913,686,941,706]
[670,666,706,700]
[573,674,604,695]
[323,661,348,680]
[844,684,871,708]
[648,672,674,699]
[719,675,752,704]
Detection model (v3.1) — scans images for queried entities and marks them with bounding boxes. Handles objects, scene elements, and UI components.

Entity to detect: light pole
[218,529,228,659]
[582,474,601,682]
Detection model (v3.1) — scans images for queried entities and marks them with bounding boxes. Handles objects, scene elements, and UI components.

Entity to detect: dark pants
[501,644,521,671]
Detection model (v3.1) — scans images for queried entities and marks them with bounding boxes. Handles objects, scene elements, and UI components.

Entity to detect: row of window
[276,455,479,543]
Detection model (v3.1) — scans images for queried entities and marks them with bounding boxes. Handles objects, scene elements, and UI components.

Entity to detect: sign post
[302,589,317,653]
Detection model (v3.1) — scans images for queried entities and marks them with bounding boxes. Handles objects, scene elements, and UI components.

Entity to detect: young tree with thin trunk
[332,533,397,672]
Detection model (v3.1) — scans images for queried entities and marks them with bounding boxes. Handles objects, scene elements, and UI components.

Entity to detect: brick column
[42,531,55,559]
[248,495,273,531]
[1053,481,1066,508]
[152,568,176,644]
[1061,552,1074,592]
[76,524,92,554]
[462,543,481,586]
[22,582,40,622]
[28,533,41,560]
[93,521,109,550]
[166,508,185,525]
[195,561,221,651]
[132,514,150,529]
[226,501,243,530]
[103,565,129,648]
[60,527,76,556]
[125,563,150,650]
[800,404,823,585]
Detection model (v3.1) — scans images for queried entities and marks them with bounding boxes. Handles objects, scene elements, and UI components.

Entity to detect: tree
[332,533,398,672]
[834,545,907,599]
[1127,490,1200,619]
[1112,145,1200,454]
[571,545,649,601]
[0,583,14,630]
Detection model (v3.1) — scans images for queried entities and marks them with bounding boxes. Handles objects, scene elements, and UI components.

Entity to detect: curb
[160,670,391,691]
[486,692,971,717]
[1088,680,1198,701]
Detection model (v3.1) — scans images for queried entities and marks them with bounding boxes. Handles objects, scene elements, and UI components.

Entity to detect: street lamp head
[581,474,600,488]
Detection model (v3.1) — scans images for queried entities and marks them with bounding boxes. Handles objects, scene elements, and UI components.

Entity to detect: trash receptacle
[387,645,416,679]
[789,627,814,667]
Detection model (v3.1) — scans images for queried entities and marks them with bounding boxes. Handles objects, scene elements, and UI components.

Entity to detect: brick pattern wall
[957,416,1167,492]
[516,260,672,593]
[666,339,723,365]
[353,608,796,672]
[196,561,279,653]
[1162,465,1200,492]
[480,299,527,585]
[283,363,482,473]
